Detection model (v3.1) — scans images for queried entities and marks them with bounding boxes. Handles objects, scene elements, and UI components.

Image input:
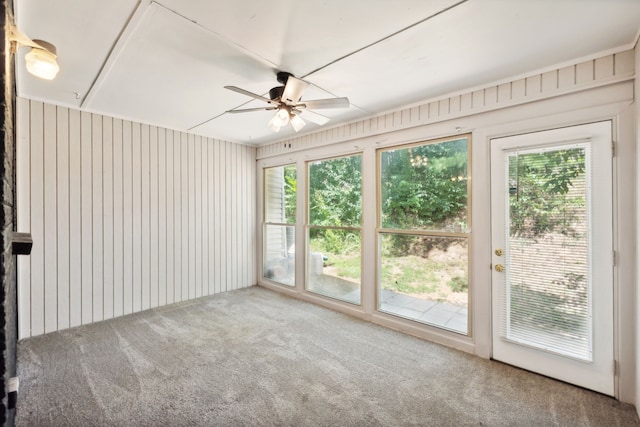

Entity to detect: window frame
[305,152,364,304]
[376,134,473,335]
[262,163,297,286]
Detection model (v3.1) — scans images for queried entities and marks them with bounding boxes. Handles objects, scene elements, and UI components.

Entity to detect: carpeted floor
[16,286,640,426]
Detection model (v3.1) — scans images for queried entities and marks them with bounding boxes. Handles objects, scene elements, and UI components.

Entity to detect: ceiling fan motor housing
[269,86,285,101]
[276,71,293,85]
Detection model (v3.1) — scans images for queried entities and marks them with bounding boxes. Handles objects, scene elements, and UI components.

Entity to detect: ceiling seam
[80,0,150,108]
[301,0,469,79]
[152,1,279,71]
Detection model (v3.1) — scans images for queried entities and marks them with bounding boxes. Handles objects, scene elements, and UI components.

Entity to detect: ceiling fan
[224,71,350,133]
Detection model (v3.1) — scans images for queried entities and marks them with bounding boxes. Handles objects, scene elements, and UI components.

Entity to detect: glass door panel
[505,147,590,360]
[491,121,614,396]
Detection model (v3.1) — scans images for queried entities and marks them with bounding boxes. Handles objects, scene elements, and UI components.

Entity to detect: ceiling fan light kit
[290,114,306,132]
[267,118,282,132]
[268,108,291,132]
[225,71,350,133]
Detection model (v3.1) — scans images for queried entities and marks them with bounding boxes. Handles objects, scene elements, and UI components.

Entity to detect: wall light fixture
[8,23,59,80]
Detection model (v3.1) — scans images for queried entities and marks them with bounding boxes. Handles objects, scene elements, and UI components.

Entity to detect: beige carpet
[16,286,640,426]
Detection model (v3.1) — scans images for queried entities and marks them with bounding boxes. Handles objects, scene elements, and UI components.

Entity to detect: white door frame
[490,121,614,396]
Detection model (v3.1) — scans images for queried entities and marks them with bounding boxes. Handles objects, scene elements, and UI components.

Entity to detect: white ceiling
[14,0,640,146]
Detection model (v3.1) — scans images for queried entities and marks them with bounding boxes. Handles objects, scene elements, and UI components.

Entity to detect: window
[307,154,362,304]
[378,136,471,334]
[263,164,296,286]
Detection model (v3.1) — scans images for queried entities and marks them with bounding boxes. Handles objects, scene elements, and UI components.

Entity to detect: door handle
[495,264,505,272]
[494,248,503,256]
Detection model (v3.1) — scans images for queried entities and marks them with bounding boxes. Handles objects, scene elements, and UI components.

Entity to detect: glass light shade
[25,47,59,80]
[273,108,290,126]
[290,114,306,132]
[267,115,282,132]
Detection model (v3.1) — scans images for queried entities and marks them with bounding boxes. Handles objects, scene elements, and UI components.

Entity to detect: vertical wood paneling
[250,145,257,285]
[123,120,133,315]
[230,144,238,290]
[526,74,542,96]
[251,145,257,286]
[497,83,510,103]
[69,109,82,327]
[102,116,114,320]
[132,122,142,312]
[180,132,189,301]
[17,99,257,338]
[614,50,634,75]
[17,98,31,338]
[511,79,526,100]
[485,86,498,107]
[43,103,57,332]
[113,119,124,318]
[241,145,248,287]
[193,136,203,297]
[201,138,209,295]
[460,93,472,112]
[150,126,159,308]
[141,125,150,310]
[173,131,182,303]
[166,130,175,304]
[558,66,575,89]
[471,90,483,109]
[213,140,221,294]
[158,129,167,305]
[576,61,594,85]
[91,114,104,322]
[188,135,198,299]
[595,55,614,80]
[541,70,558,92]
[80,111,93,324]
[238,145,244,288]
[30,101,45,336]
[56,106,70,330]
[220,141,228,292]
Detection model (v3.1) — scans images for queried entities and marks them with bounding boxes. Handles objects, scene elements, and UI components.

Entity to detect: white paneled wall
[16,98,257,338]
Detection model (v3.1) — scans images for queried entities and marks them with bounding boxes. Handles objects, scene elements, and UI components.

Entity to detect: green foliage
[380,254,437,294]
[309,155,362,227]
[283,165,297,223]
[310,228,361,279]
[448,276,467,292]
[329,254,361,279]
[310,228,360,255]
[380,138,468,230]
[380,235,467,299]
[509,148,586,239]
[386,278,435,295]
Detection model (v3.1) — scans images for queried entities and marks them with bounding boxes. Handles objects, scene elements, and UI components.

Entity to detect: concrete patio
[307,274,468,334]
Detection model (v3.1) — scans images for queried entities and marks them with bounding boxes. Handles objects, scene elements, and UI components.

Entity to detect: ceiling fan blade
[224,86,274,104]
[297,97,350,110]
[299,109,330,126]
[281,76,309,105]
[227,107,277,113]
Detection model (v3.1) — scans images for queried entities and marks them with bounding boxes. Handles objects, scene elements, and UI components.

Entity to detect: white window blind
[502,144,592,361]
